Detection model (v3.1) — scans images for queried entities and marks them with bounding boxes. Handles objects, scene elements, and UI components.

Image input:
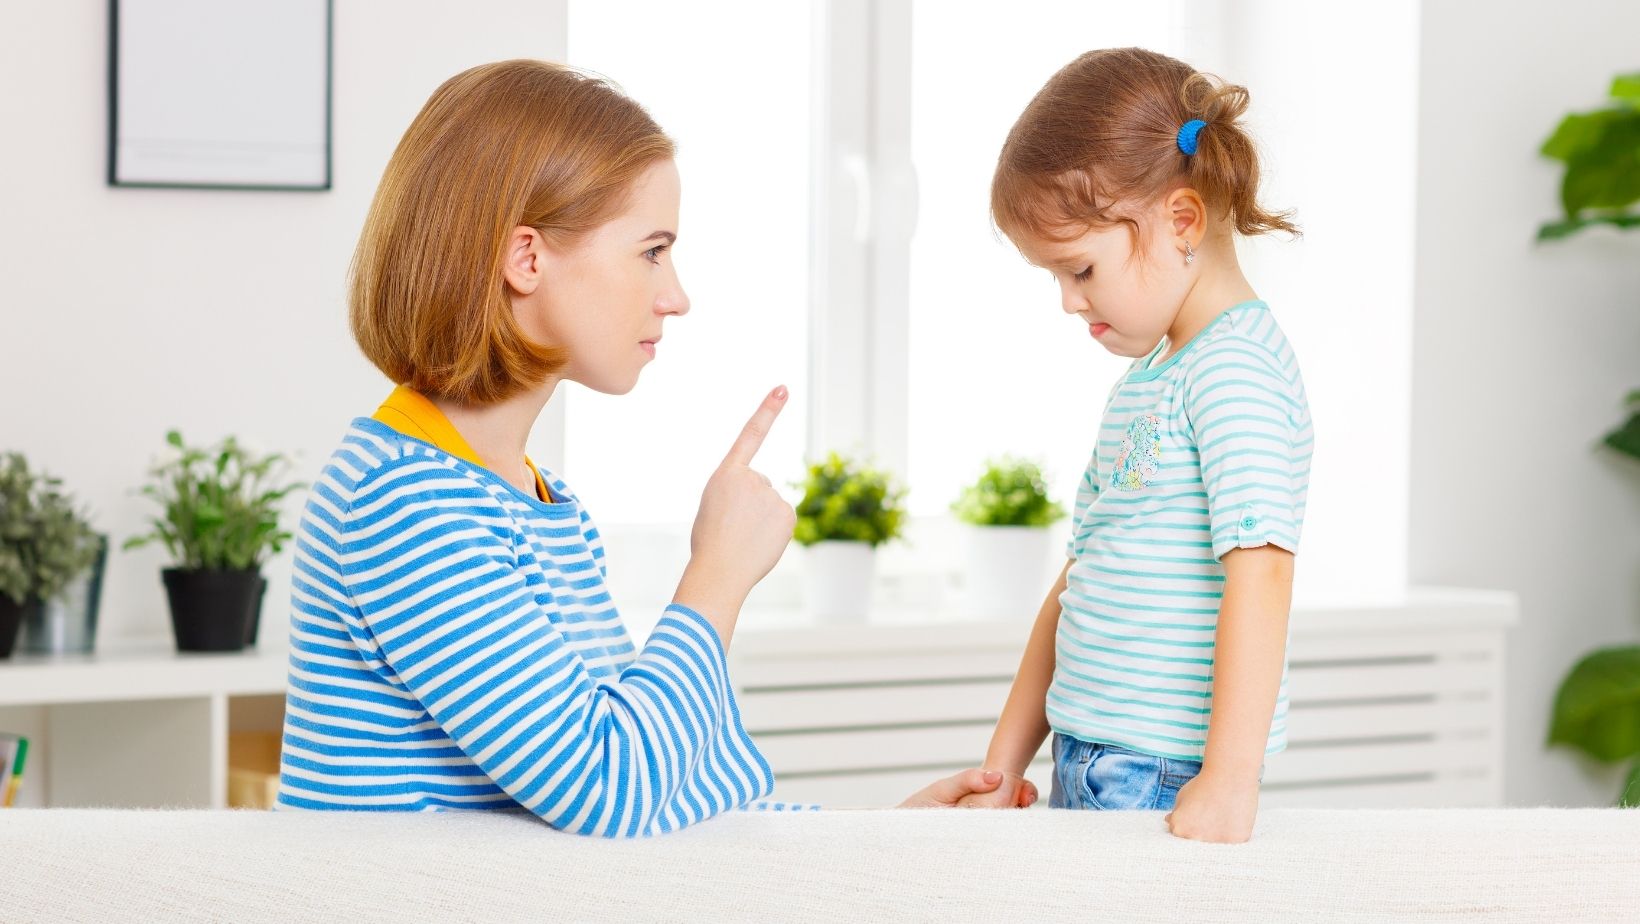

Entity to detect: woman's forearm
[672,560,751,649]
[983,559,1071,776]
[1200,546,1294,783]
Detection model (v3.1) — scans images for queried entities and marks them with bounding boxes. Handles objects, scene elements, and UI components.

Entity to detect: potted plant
[792,452,906,623]
[0,453,102,658]
[125,431,302,652]
[1540,71,1640,806]
[1535,71,1640,241]
[1551,381,1640,807]
[951,457,1065,618]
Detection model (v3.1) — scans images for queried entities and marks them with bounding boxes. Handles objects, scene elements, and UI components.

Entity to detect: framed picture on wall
[108,0,332,191]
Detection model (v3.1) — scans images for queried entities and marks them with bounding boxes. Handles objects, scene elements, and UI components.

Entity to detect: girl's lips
[640,341,656,358]
[1090,323,1110,338]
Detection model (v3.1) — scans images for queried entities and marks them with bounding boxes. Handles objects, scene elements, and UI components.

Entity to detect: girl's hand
[954,771,1039,809]
[900,769,1038,809]
[1165,771,1260,842]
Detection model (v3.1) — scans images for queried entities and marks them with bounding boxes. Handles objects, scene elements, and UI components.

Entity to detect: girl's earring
[1184,240,1196,266]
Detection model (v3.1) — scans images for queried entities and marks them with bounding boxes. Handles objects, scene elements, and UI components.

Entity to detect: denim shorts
[1049,733,1203,812]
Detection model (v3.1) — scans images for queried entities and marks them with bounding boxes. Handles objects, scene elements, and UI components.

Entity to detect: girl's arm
[1201,545,1293,780]
[1165,544,1293,841]
[958,559,1071,806]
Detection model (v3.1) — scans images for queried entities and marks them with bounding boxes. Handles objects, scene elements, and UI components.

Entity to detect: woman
[275,59,1031,835]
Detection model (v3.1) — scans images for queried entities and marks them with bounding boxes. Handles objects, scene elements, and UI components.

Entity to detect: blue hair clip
[1177,119,1207,156]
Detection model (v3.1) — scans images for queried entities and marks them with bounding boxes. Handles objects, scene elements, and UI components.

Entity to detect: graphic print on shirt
[1111,413,1163,491]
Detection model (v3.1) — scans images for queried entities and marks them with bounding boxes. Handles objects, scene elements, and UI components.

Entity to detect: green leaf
[1541,109,1621,162]
[791,452,907,547]
[1622,760,1640,809]
[1604,409,1640,461]
[951,456,1066,527]
[0,453,100,600]
[1559,114,1640,215]
[1537,217,1590,241]
[165,430,184,449]
[1547,646,1640,762]
[257,487,298,505]
[1539,213,1640,241]
[1611,73,1640,106]
[126,431,304,569]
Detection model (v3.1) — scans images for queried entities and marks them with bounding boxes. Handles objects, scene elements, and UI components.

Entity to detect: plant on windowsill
[124,431,303,652]
[951,457,1065,619]
[0,453,102,659]
[792,452,905,623]
[1540,70,1640,807]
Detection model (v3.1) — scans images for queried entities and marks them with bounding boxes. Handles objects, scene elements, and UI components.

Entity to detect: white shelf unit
[0,588,1514,811]
[0,646,289,809]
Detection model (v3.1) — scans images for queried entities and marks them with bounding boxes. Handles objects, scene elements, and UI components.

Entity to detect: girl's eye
[644,244,669,263]
[1073,266,1093,283]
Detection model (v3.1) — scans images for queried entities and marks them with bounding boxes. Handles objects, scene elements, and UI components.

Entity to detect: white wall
[1411,0,1640,806]
[1226,1,1421,607]
[0,0,570,643]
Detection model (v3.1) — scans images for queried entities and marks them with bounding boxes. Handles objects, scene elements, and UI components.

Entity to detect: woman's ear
[1166,187,1207,248]
[501,225,546,297]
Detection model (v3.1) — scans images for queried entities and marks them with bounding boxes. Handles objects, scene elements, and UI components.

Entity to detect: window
[563,2,813,528]
[562,1,1417,615]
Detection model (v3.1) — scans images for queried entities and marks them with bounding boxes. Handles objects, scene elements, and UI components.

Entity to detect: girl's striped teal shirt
[1052,300,1313,762]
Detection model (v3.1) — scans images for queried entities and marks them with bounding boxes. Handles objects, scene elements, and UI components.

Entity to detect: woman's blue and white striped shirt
[276,416,780,836]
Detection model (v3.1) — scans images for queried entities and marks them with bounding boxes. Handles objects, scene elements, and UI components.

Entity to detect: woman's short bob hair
[350,59,675,404]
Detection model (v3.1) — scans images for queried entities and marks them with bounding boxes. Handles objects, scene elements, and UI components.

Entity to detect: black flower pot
[244,578,269,647]
[0,596,43,659]
[162,568,264,653]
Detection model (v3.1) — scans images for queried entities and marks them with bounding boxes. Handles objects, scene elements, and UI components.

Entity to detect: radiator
[729,589,1514,809]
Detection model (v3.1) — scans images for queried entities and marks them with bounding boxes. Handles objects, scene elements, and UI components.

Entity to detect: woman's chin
[571,368,644,396]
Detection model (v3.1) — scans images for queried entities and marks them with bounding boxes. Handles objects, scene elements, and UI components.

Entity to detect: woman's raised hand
[674,387,796,636]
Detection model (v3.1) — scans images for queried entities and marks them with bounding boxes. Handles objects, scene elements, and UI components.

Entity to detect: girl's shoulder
[1184,303,1300,378]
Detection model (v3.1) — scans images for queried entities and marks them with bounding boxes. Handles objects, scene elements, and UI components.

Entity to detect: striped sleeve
[1065,449,1101,559]
[1184,339,1306,560]
[1067,376,1125,558]
[340,457,774,837]
[743,801,821,811]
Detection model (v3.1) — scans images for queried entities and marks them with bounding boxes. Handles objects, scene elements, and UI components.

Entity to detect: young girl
[958,48,1311,843]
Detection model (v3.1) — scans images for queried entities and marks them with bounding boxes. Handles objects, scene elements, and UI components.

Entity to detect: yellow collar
[372,385,554,503]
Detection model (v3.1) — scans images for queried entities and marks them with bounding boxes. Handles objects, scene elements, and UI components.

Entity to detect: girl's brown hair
[350,59,675,404]
[991,47,1297,247]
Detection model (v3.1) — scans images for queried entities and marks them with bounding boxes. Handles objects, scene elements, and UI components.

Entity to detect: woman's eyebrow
[640,230,677,245]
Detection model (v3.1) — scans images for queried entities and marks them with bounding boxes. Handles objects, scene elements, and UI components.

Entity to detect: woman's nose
[659,284,689,317]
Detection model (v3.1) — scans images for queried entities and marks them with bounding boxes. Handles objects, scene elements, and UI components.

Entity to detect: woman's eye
[1073,266,1093,282]
[644,245,669,263]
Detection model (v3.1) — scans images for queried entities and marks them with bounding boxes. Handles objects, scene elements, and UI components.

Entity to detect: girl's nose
[1060,282,1090,315]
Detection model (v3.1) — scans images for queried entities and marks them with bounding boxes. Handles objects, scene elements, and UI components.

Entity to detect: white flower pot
[961,525,1055,619]
[804,541,876,624]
